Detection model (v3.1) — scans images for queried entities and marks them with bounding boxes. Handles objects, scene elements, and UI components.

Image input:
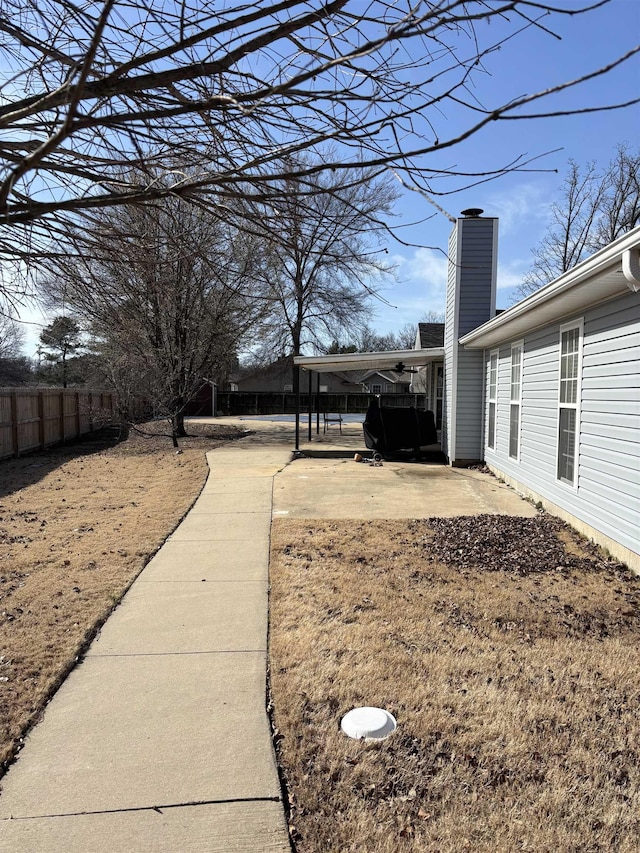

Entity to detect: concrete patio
[0,416,536,852]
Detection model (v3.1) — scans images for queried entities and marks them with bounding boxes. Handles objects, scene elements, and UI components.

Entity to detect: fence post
[37,391,45,451]
[10,390,19,458]
[75,391,81,438]
[59,390,65,442]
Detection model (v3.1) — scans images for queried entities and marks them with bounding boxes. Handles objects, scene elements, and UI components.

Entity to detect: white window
[283,384,293,392]
[487,350,498,450]
[557,321,583,486]
[370,383,382,394]
[509,342,523,460]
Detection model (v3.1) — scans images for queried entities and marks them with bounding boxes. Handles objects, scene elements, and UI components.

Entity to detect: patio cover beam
[293,347,444,374]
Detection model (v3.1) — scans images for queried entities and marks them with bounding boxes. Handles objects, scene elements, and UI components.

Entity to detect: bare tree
[328,321,419,353]
[515,144,640,298]
[420,310,445,324]
[0,314,25,359]
[247,161,397,390]
[1,1,638,307]
[395,323,420,350]
[0,314,33,384]
[40,197,266,441]
[592,145,640,247]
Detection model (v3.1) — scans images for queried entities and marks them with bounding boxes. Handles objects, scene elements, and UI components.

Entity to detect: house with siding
[449,214,639,570]
[360,369,411,394]
[295,213,640,569]
[237,355,365,393]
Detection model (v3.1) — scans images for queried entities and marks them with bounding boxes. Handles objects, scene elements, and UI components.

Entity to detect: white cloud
[486,183,548,236]
[496,260,527,291]
[404,247,448,285]
[388,247,446,295]
[369,247,449,332]
[14,303,49,358]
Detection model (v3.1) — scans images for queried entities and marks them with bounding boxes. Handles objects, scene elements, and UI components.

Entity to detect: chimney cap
[461,208,484,218]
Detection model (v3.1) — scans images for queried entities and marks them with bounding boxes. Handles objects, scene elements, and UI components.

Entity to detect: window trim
[487,349,498,451]
[508,341,523,461]
[556,319,583,489]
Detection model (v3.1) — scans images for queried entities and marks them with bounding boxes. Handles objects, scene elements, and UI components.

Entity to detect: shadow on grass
[0,425,129,500]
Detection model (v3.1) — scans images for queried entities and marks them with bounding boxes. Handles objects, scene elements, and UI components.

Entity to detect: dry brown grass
[0,421,242,775]
[269,517,640,853]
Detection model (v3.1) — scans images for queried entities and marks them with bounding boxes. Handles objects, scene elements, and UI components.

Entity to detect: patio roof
[294,347,444,374]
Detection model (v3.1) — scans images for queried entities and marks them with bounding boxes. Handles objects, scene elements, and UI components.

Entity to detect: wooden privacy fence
[0,388,116,460]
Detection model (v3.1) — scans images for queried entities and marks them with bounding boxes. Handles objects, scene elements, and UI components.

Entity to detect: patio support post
[308,369,313,442]
[316,373,320,434]
[294,363,300,452]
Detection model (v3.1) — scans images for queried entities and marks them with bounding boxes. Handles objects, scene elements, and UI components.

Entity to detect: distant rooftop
[417,322,445,348]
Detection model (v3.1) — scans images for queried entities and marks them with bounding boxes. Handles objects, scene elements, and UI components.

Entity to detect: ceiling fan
[394,362,419,375]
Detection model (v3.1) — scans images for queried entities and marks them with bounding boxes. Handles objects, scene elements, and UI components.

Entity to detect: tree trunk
[292,312,303,396]
[173,409,186,437]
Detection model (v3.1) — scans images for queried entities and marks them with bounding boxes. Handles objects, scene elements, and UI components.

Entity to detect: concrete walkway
[0,418,537,852]
[0,442,293,853]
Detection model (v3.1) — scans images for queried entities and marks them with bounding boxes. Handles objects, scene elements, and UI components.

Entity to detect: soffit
[294,348,444,373]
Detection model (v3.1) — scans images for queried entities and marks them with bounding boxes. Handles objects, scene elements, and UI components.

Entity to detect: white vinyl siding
[509,342,523,460]
[487,349,498,450]
[484,291,639,560]
[557,321,582,486]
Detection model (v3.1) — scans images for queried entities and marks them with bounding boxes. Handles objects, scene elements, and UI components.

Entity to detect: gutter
[460,226,640,349]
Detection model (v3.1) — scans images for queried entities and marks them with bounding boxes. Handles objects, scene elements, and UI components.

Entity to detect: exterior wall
[483,291,640,568]
[443,216,497,463]
[311,373,364,393]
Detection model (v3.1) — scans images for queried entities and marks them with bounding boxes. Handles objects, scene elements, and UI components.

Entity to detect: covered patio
[292,347,444,455]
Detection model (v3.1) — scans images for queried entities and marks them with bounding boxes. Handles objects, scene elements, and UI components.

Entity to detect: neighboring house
[237,355,365,393]
[360,369,411,394]
[295,213,640,570]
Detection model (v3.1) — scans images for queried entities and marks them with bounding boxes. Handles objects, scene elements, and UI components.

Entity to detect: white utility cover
[340,706,397,740]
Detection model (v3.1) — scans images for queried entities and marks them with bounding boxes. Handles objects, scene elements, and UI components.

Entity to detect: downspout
[623,247,640,291]
[448,223,463,463]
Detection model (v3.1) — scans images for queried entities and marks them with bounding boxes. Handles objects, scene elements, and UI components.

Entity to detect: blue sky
[16,0,640,355]
[370,0,640,337]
